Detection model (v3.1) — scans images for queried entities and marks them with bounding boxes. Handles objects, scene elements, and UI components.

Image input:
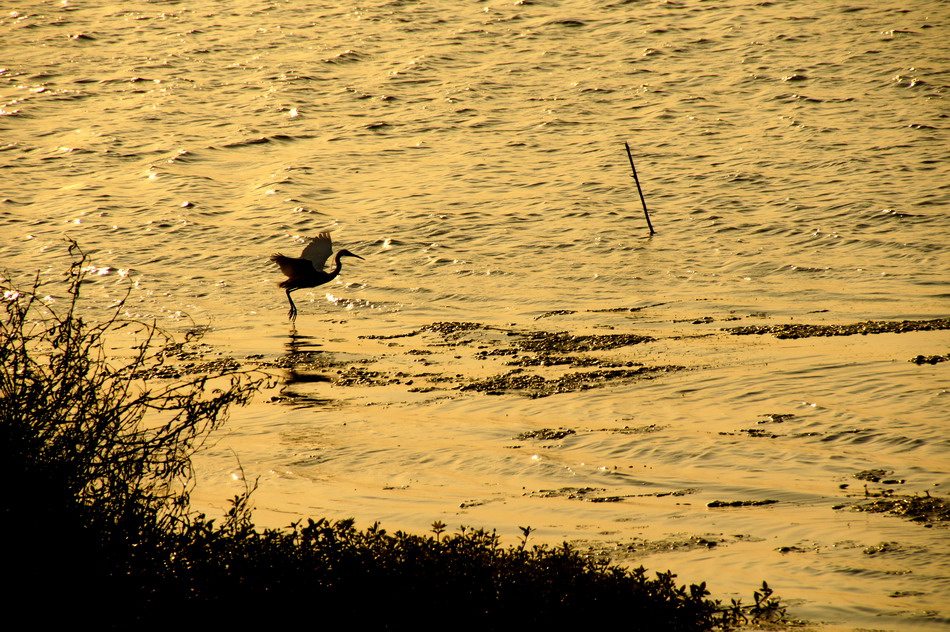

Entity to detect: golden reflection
[280,329,331,386]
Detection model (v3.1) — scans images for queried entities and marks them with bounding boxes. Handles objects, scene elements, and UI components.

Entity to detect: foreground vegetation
[1,244,785,629]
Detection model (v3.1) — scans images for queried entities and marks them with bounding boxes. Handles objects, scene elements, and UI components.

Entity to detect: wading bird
[270,232,364,321]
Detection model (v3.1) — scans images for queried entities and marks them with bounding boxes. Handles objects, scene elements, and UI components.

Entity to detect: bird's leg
[286,289,298,322]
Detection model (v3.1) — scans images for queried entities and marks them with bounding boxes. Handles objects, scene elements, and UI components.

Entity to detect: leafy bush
[1,242,264,623]
[0,244,785,630]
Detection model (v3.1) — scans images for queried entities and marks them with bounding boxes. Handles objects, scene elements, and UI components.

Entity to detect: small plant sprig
[751,581,786,621]
[518,525,534,550]
[719,581,787,627]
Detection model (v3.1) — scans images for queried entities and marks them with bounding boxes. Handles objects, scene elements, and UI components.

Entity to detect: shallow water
[3,0,949,628]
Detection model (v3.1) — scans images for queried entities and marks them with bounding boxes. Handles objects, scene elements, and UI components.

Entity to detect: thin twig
[624,142,655,235]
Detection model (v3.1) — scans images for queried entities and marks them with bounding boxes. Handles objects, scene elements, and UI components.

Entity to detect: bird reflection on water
[271,232,364,321]
[276,329,335,407]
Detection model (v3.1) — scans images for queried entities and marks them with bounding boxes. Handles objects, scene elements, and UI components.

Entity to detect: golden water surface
[3,1,949,629]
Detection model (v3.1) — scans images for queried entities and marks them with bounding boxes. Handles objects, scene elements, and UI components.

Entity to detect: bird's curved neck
[329,251,344,277]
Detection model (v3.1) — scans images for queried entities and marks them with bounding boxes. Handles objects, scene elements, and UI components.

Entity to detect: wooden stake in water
[624,142,655,235]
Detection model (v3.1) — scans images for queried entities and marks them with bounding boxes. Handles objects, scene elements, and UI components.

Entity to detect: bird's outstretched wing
[271,254,315,279]
[300,232,333,271]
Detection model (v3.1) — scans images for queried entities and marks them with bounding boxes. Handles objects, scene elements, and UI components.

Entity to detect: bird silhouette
[270,232,364,321]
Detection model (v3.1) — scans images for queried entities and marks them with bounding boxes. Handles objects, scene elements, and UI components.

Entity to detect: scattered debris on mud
[589,303,666,314]
[360,321,488,340]
[718,414,801,439]
[725,318,950,339]
[267,351,340,371]
[139,356,242,379]
[863,541,903,555]
[527,487,614,501]
[910,353,950,365]
[776,544,816,554]
[514,428,576,441]
[853,469,905,485]
[333,367,402,387]
[297,315,949,401]
[355,322,675,397]
[126,335,247,379]
[759,413,796,423]
[707,499,779,508]
[535,309,577,320]
[534,304,665,319]
[593,424,665,435]
[838,493,950,526]
[460,365,684,398]
[515,331,653,353]
[575,533,755,563]
[720,427,781,439]
[502,353,625,368]
[525,486,697,503]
